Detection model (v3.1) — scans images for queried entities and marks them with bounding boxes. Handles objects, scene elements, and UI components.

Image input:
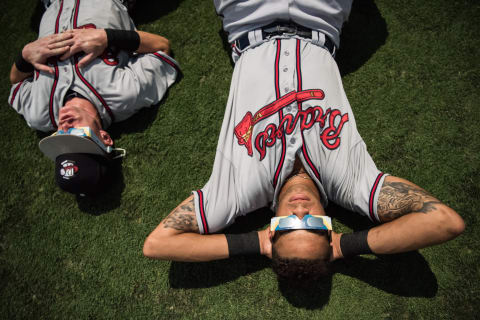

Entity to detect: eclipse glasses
[270,215,332,231]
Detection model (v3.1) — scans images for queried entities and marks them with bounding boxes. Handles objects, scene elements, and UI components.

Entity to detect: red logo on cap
[60,160,79,180]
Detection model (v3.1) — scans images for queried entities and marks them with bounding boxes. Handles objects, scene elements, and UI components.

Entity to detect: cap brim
[39,134,108,161]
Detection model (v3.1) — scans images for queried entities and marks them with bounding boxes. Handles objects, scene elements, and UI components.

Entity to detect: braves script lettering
[234,89,349,160]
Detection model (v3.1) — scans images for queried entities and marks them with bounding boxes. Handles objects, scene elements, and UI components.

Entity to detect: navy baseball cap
[55,153,111,195]
[39,126,125,195]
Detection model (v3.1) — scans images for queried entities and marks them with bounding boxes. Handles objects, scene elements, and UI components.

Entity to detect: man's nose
[291,205,309,218]
[59,122,74,132]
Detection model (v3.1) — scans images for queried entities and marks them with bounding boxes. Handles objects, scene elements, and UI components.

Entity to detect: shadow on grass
[277,276,332,309]
[336,0,388,76]
[129,0,184,26]
[328,202,438,298]
[216,0,388,74]
[334,252,438,297]
[218,28,235,69]
[168,207,273,288]
[75,158,125,215]
[29,1,45,32]
[107,102,161,138]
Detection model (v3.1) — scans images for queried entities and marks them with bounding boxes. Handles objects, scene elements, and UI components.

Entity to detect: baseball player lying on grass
[8,0,179,196]
[143,0,464,285]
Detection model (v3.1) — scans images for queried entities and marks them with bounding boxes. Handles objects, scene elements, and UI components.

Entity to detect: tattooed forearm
[377,181,442,221]
[163,199,200,233]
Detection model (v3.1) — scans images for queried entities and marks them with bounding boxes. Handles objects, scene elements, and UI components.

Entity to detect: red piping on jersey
[273,40,286,188]
[10,81,24,106]
[74,59,115,121]
[369,173,385,222]
[196,190,209,234]
[296,39,321,181]
[54,0,63,34]
[153,52,180,73]
[71,2,114,121]
[274,41,281,99]
[296,40,302,97]
[73,0,80,28]
[47,0,64,129]
[49,63,59,128]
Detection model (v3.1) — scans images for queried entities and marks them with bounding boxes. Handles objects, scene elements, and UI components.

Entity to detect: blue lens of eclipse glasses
[270,215,332,231]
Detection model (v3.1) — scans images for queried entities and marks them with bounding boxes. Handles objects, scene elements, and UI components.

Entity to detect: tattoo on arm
[377,181,442,221]
[163,199,200,233]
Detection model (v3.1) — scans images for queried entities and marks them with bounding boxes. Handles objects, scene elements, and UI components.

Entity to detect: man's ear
[99,130,113,146]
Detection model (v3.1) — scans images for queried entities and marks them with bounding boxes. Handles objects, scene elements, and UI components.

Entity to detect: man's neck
[287,155,309,179]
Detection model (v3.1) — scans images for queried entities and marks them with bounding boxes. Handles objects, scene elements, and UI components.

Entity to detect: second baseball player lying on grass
[8,0,179,196]
[143,0,464,285]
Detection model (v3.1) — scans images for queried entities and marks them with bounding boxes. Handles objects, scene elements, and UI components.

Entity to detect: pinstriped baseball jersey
[8,0,179,132]
[214,0,353,48]
[193,37,387,234]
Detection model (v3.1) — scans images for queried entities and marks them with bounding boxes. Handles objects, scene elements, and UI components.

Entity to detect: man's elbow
[161,38,171,56]
[10,72,23,85]
[143,235,165,259]
[438,207,465,240]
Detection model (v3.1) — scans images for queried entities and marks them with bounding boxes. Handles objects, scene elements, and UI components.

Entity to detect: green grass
[1,0,479,319]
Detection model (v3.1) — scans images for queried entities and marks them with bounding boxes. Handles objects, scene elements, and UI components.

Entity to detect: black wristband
[340,229,372,258]
[225,232,261,257]
[15,53,34,73]
[105,29,140,52]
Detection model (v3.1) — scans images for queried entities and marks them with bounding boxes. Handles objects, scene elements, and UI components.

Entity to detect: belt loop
[248,29,264,48]
[311,30,325,47]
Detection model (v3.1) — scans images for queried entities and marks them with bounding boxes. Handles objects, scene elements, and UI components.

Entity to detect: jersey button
[283,67,288,72]
[286,106,292,112]
[290,138,296,144]
[284,87,289,93]
[284,50,290,56]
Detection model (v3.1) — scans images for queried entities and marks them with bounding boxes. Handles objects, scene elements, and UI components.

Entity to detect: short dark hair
[271,230,331,287]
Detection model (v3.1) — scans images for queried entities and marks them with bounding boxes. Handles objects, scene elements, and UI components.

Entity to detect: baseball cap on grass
[39,127,125,195]
[55,153,110,195]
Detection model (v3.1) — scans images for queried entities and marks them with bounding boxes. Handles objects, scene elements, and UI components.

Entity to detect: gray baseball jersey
[193,37,386,234]
[214,0,353,48]
[8,0,179,132]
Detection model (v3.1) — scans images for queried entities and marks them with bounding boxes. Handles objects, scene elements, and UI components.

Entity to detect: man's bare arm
[136,31,170,55]
[377,179,442,220]
[331,176,465,259]
[143,195,230,262]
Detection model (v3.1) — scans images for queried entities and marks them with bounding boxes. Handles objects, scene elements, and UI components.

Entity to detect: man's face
[273,176,330,260]
[57,97,112,147]
[276,176,325,218]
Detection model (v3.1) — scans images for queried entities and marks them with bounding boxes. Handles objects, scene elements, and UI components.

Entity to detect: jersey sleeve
[127,51,180,108]
[192,150,272,235]
[323,140,388,223]
[8,78,54,132]
[192,154,240,235]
